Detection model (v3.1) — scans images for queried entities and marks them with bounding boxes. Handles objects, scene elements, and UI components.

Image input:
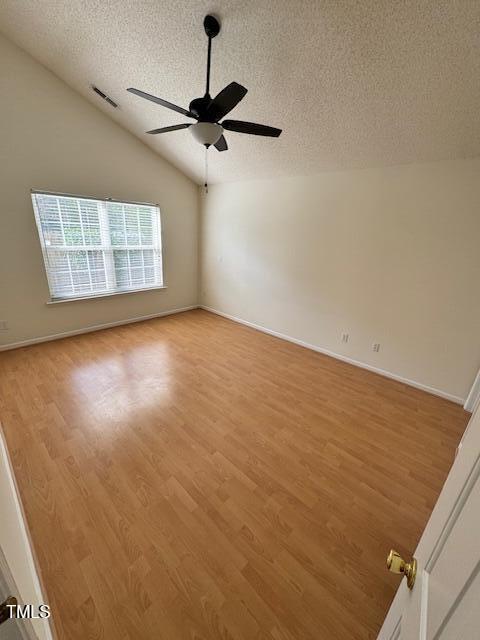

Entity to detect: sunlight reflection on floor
[70,342,174,429]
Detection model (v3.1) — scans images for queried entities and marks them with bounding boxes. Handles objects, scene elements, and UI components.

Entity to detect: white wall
[200,159,480,402]
[0,34,199,347]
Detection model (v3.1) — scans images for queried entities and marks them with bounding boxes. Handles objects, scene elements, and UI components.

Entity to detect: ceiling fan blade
[214,135,228,152]
[127,88,195,118]
[146,124,191,134]
[222,120,282,137]
[206,82,248,122]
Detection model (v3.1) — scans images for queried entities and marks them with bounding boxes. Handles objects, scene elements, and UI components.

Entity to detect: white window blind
[31,192,163,301]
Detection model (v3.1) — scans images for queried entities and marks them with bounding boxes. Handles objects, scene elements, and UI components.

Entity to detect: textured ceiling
[1,0,480,184]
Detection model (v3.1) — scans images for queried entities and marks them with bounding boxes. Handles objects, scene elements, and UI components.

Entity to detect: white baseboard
[200,305,466,406]
[0,305,199,352]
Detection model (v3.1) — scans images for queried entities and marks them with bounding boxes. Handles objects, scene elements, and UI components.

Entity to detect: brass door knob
[387,549,417,590]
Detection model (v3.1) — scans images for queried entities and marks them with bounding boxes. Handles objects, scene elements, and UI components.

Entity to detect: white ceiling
[1,1,480,184]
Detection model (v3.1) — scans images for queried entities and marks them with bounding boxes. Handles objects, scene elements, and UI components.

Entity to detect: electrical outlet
[0,321,9,331]
[341,333,349,344]
[372,343,380,352]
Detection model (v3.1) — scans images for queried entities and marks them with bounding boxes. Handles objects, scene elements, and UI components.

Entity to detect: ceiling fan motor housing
[189,96,212,120]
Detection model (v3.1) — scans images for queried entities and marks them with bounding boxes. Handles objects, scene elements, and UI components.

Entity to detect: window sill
[46,285,168,305]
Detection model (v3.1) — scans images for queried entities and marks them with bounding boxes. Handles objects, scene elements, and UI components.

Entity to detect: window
[31,191,163,301]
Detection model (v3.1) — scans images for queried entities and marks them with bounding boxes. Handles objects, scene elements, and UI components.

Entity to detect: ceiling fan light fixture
[189,122,223,147]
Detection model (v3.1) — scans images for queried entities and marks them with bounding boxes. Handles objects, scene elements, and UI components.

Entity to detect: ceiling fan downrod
[204,15,220,97]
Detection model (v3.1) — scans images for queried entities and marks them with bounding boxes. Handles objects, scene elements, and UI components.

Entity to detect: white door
[464,368,480,413]
[378,404,480,639]
[0,546,29,640]
[0,426,54,640]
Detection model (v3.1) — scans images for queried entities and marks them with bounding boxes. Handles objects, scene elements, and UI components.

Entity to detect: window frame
[31,189,166,304]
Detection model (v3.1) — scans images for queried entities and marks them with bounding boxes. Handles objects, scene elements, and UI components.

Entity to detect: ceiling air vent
[91,85,118,108]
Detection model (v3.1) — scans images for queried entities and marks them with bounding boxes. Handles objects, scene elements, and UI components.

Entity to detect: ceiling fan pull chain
[204,147,209,194]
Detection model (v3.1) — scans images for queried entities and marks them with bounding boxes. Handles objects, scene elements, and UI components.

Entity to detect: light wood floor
[0,310,470,640]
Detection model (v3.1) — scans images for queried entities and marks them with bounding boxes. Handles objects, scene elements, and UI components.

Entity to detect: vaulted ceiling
[1,1,480,184]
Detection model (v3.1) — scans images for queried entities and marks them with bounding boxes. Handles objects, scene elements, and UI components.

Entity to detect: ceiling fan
[127,14,282,153]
